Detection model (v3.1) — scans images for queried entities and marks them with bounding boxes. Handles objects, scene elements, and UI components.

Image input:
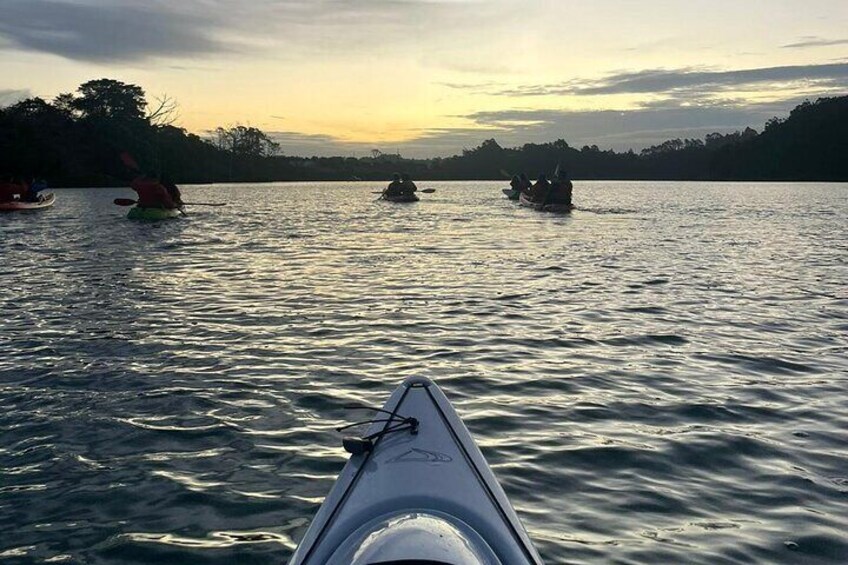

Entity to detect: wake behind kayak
[288,376,543,565]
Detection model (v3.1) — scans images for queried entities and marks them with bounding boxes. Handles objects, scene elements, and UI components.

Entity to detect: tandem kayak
[127,206,182,220]
[502,188,520,200]
[288,376,543,565]
[382,193,420,203]
[0,193,56,211]
[519,192,574,214]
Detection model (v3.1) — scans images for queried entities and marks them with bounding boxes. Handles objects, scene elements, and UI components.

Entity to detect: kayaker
[529,174,550,201]
[161,176,184,208]
[519,173,532,194]
[11,178,28,200]
[130,175,177,209]
[549,170,573,206]
[399,173,418,196]
[23,179,48,202]
[385,173,403,197]
[509,175,522,193]
[0,179,15,203]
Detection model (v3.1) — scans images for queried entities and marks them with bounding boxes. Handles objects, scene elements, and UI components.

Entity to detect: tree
[72,79,147,122]
[148,94,180,127]
[214,125,280,158]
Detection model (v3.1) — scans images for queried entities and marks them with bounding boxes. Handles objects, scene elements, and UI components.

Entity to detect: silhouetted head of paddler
[392,173,401,181]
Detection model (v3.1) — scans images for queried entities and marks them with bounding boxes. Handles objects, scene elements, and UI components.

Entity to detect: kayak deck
[503,188,520,200]
[127,206,182,220]
[0,193,56,211]
[289,376,542,565]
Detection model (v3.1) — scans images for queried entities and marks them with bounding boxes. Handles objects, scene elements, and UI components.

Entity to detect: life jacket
[400,180,417,194]
[131,178,176,209]
[530,180,550,200]
[385,180,403,196]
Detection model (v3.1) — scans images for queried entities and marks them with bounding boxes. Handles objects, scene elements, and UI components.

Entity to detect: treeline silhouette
[1,79,846,186]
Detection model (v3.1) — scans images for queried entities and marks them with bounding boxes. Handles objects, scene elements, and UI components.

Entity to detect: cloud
[460,104,770,148]
[0,0,231,63]
[266,96,820,158]
[782,37,848,49]
[456,62,848,98]
[0,0,498,64]
[265,130,363,157]
[0,89,31,106]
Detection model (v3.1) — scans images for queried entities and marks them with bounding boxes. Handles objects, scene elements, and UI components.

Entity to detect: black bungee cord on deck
[336,404,419,455]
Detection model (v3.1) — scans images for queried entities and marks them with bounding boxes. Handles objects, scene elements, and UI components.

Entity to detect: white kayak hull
[0,193,55,211]
[288,376,543,565]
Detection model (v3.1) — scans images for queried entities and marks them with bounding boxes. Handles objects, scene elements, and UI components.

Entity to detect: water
[1,181,846,564]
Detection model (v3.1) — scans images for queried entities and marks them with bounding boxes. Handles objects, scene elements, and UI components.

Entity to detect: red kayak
[0,193,56,211]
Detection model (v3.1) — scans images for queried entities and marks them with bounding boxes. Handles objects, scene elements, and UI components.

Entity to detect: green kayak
[127,206,182,220]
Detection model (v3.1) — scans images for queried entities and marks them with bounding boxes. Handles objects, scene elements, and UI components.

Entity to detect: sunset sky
[1,0,847,157]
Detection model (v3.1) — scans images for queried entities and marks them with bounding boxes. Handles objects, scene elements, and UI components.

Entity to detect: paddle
[114,198,225,207]
[372,188,436,195]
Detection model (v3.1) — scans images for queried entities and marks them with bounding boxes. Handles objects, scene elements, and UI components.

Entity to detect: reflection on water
[1,181,847,564]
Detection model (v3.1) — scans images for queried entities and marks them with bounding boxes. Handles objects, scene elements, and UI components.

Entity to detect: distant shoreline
[47,178,848,189]
[3,79,846,186]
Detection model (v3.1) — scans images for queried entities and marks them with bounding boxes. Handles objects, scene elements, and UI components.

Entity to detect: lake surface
[1,181,846,564]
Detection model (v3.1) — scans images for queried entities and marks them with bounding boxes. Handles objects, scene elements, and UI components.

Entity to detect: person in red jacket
[130,175,176,209]
[0,178,27,202]
[0,180,14,203]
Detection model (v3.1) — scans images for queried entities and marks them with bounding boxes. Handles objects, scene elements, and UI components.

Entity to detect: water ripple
[1,181,847,563]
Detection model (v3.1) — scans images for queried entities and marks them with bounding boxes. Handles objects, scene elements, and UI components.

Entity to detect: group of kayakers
[510,170,574,207]
[0,178,49,203]
[4,167,574,216]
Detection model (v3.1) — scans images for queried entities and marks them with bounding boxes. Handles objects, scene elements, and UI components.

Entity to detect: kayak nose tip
[402,376,434,389]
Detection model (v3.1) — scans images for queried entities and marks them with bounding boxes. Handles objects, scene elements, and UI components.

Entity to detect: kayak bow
[503,188,520,200]
[289,376,543,565]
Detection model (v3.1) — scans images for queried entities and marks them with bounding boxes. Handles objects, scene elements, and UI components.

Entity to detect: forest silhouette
[1,79,846,186]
